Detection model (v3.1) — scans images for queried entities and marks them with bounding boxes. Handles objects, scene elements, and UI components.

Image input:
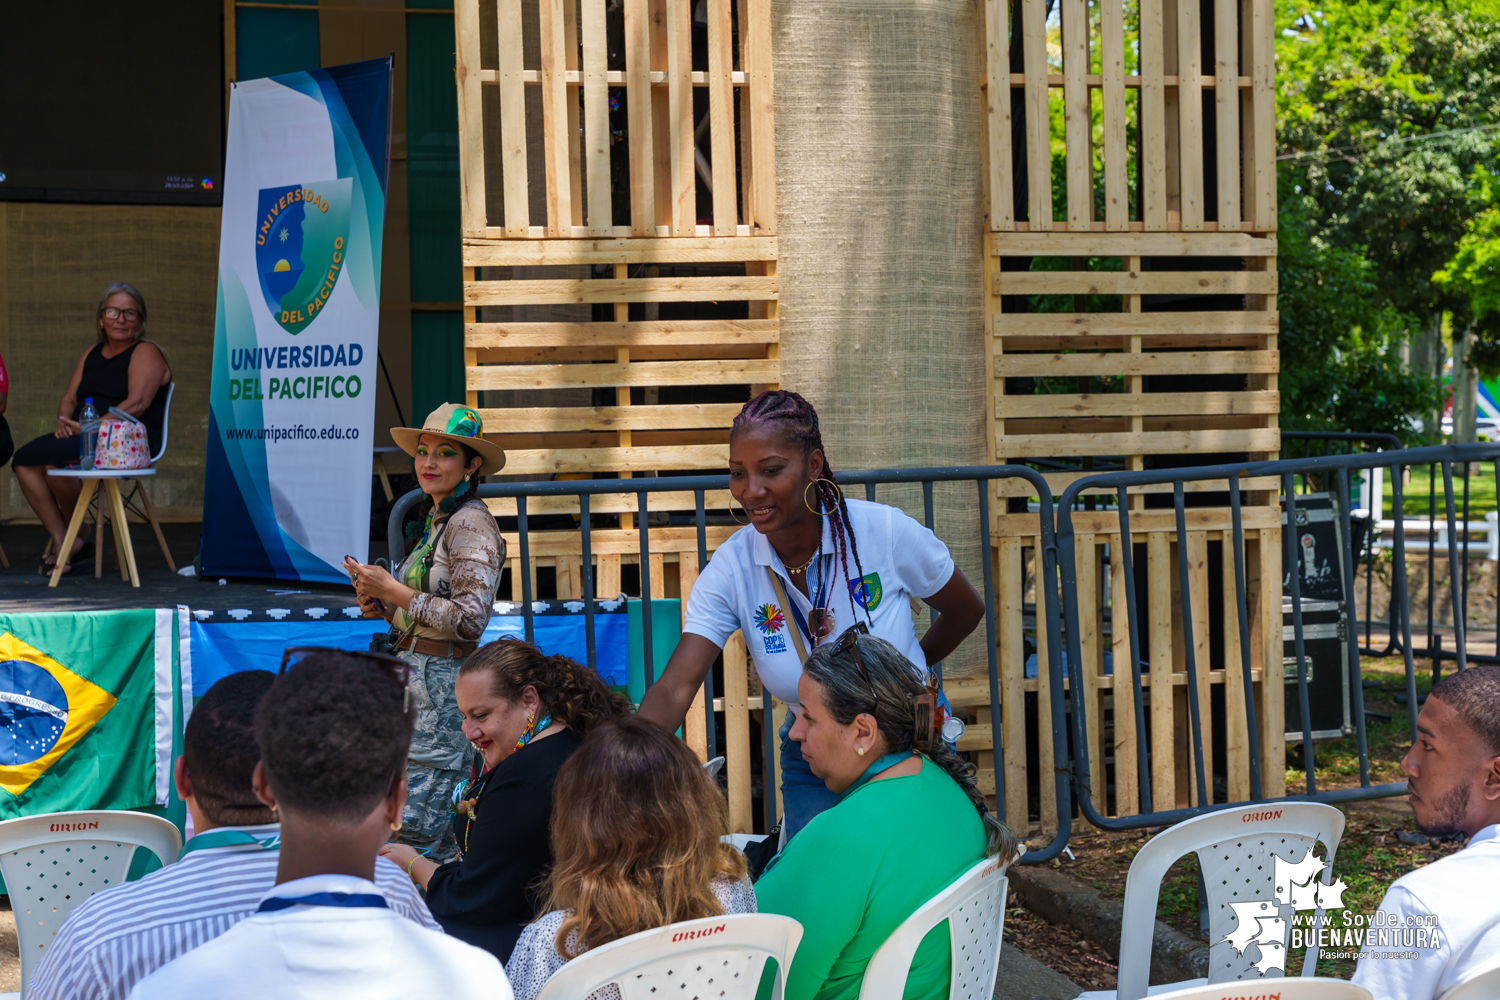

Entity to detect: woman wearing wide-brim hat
[344,403,507,861]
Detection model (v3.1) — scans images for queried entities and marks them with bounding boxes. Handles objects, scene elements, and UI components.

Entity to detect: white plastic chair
[0,809,180,997]
[47,382,176,588]
[1439,954,1500,1000]
[1138,978,1371,1000]
[1081,802,1346,1000]
[857,855,1010,1000]
[533,913,802,1000]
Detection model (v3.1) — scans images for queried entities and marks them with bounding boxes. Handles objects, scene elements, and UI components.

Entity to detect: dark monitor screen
[0,1,224,205]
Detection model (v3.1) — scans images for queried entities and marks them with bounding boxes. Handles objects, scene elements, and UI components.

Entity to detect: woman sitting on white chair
[12,282,170,576]
[505,717,756,1000]
[755,628,1017,1000]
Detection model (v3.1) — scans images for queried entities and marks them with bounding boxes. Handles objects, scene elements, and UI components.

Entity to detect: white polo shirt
[128,872,509,1000]
[682,498,955,707]
[1352,822,1500,1000]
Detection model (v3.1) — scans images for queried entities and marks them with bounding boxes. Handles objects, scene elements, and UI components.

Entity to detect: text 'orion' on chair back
[857,856,1011,1000]
[1115,802,1346,1000]
[532,913,803,1000]
[0,810,181,997]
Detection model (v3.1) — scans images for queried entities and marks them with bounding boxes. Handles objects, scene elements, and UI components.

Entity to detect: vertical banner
[202,58,391,583]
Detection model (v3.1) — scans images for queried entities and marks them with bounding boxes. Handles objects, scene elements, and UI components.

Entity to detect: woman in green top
[755,628,1017,1000]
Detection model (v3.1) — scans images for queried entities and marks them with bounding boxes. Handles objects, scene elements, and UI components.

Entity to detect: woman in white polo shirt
[637,390,985,840]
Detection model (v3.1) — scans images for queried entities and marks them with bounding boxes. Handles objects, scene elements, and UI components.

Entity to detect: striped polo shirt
[26,824,439,1000]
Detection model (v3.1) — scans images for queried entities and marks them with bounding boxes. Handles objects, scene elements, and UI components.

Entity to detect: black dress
[425,728,582,964]
[13,341,168,468]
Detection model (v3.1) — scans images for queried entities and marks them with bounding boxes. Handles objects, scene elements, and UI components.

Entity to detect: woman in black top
[380,638,628,963]
[13,282,171,575]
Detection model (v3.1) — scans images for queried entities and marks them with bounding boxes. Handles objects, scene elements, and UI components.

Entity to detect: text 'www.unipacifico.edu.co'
[224,425,362,443]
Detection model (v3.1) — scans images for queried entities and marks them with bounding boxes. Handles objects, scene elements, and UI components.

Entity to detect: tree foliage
[1273,0,1500,435]
[1277,0,1500,318]
[1277,180,1444,439]
[1433,170,1500,375]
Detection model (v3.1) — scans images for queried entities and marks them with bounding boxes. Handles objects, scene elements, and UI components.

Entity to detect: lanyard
[837,752,916,803]
[769,555,830,653]
[257,892,389,913]
[177,829,280,862]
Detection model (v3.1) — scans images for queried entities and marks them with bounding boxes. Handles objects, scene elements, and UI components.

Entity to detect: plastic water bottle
[79,398,99,470]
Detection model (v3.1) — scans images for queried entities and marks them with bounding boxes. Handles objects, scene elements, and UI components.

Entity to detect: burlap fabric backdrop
[0,203,218,524]
[773,0,990,676]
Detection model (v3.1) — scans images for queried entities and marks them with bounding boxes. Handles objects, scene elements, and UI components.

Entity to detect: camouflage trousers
[391,649,473,863]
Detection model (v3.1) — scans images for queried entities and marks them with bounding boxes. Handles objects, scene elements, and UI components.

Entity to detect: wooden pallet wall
[453,0,779,832]
[973,0,1285,835]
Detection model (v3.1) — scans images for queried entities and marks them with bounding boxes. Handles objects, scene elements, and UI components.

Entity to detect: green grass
[1377,462,1498,519]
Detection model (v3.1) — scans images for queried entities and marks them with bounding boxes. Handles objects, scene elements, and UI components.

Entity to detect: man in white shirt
[130,649,508,1000]
[29,670,437,1000]
[1353,665,1500,1000]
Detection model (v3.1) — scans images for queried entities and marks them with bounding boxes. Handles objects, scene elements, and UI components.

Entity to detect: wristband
[406,855,421,879]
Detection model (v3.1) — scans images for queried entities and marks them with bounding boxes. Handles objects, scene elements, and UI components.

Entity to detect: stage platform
[0,522,371,616]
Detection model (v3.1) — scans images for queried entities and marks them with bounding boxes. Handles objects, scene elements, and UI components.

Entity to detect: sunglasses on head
[278,646,422,711]
[833,622,877,713]
[831,623,940,751]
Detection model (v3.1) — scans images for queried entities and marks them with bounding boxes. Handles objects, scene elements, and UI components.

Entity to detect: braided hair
[731,391,871,625]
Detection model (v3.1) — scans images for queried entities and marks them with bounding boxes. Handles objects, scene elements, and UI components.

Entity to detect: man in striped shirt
[29,670,438,1000]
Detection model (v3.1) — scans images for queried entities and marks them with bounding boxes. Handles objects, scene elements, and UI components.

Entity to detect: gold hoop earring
[389,819,402,833]
[804,478,842,515]
[729,496,750,525]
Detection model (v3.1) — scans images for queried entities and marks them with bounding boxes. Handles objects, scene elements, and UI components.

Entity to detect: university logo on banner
[254,179,352,334]
[0,633,117,796]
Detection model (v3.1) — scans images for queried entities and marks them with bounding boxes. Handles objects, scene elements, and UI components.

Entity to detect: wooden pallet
[452,0,780,831]
[455,0,774,239]
[970,0,1284,835]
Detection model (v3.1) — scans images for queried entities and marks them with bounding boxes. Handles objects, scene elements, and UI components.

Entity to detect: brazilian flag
[0,610,173,818]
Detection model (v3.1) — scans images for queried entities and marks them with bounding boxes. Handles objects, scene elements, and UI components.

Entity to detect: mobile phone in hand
[346,556,387,614]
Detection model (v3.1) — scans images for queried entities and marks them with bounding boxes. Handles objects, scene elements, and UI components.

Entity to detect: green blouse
[754,758,989,1000]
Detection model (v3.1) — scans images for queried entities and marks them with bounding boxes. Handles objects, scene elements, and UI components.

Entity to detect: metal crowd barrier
[386,443,1499,856]
[1056,442,1500,831]
[389,465,1074,863]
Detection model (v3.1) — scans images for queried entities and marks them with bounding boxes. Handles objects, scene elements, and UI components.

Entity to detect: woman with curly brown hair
[505,716,755,1000]
[379,637,628,963]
